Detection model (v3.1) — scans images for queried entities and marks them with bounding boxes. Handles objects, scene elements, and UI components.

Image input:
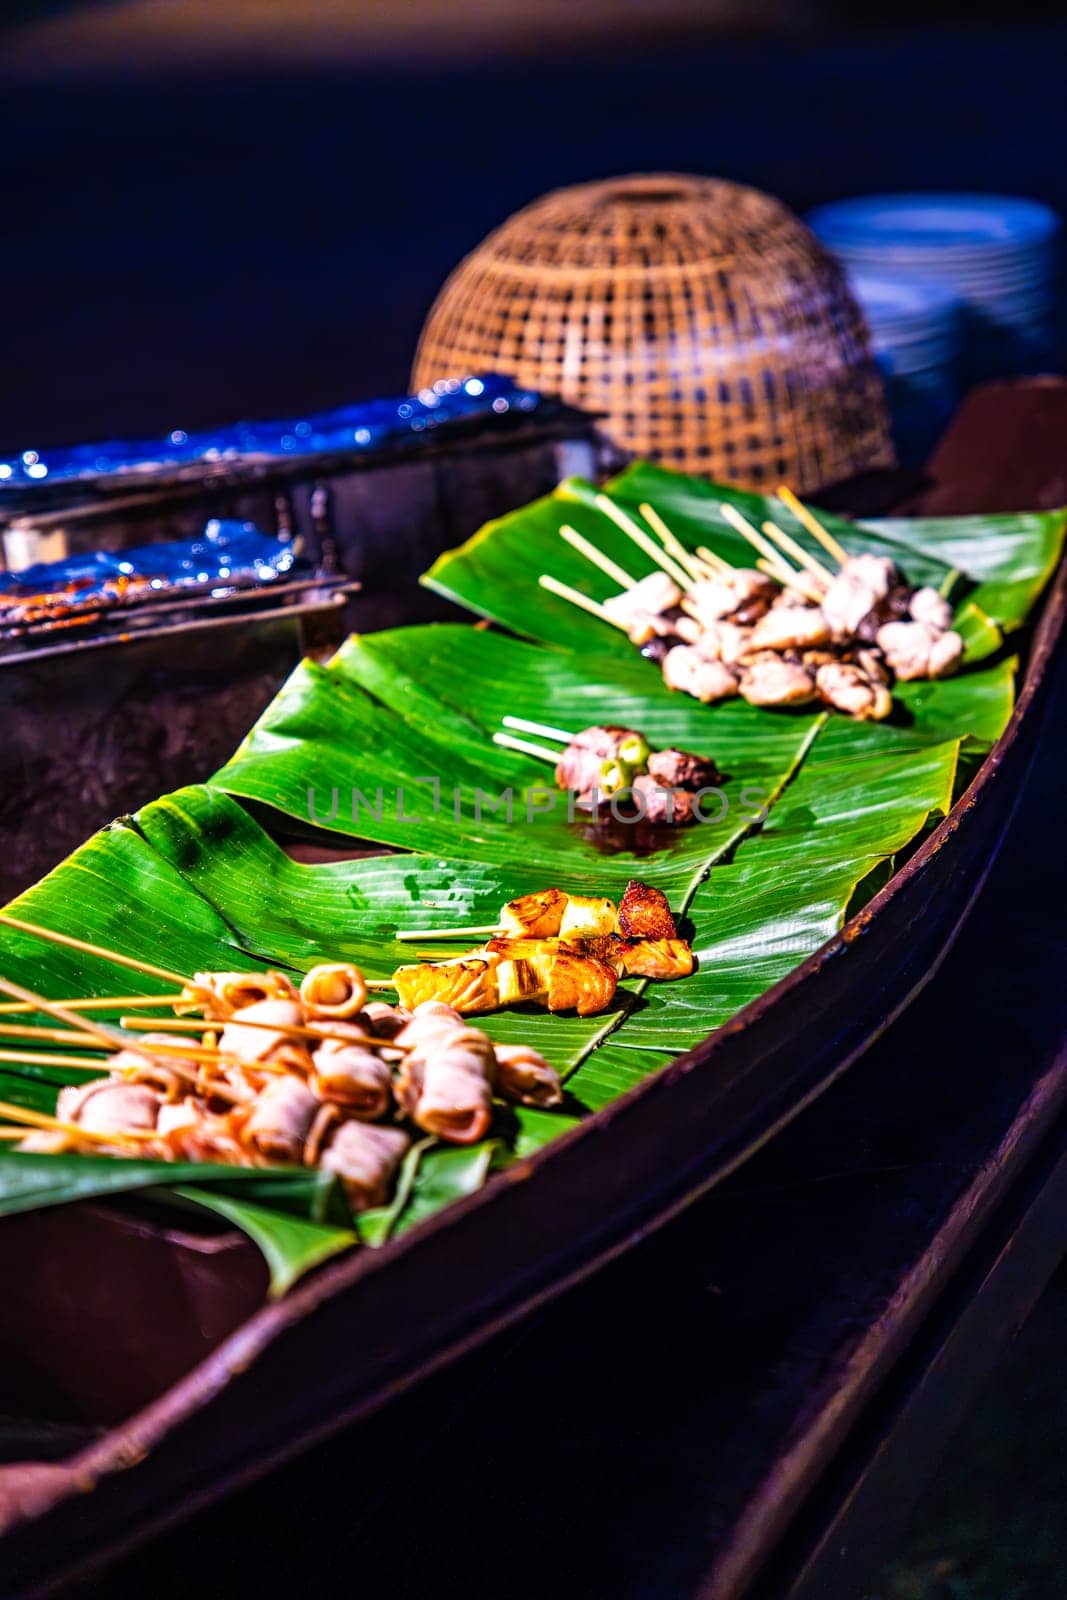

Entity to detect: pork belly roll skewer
[176,969,299,1019]
[299,962,368,1020]
[396,1024,497,1144]
[319,1122,411,1212]
[310,1027,393,1120]
[493,1044,564,1109]
[242,1075,321,1163]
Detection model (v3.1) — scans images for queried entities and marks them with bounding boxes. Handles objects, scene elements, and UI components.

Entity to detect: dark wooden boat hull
[0,525,1063,1596]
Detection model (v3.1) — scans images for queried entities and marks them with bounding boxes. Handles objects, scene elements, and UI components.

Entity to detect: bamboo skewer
[759,520,835,588]
[394,924,502,943]
[559,524,638,591]
[593,494,692,590]
[492,732,561,764]
[0,912,192,989]
[0,975,124,1052]
[695,545,734,577]
[0,1047,128,1073]
[538,574,627,628]
[0,1098,159,1147]
[637,502,707,585]
[754,559,824,607]
[0,1022,115,1050]
[776,485,849,567]
[719,503,798,588]
[501,714,573,744]
[0,994,186,1018]
[119,1015,412,1054]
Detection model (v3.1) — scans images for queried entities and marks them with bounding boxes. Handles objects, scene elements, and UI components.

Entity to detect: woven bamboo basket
[413,174,895,491]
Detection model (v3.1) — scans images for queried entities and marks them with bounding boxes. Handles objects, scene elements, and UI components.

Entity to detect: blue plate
[809,193,1060,252]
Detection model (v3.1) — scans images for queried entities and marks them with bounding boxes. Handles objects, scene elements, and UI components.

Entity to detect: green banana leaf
[0,469,1061,1294]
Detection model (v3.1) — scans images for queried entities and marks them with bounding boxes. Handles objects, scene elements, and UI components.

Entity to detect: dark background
[1,5,1066,453]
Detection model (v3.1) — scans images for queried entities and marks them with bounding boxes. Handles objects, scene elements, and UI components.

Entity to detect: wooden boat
[0,381,1065,1595]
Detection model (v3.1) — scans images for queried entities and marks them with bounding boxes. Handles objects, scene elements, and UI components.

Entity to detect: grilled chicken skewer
[541,491,964,719]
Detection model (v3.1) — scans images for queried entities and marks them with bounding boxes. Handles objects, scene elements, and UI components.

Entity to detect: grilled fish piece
[617,938,695,980]
[618,879,678,941]
[547,947,619,1016]
[392,959,498,1014]
[500,887,568,939]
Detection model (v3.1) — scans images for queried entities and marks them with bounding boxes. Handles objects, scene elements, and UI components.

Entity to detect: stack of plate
[844,270,962,465]
[808,194,1063,385]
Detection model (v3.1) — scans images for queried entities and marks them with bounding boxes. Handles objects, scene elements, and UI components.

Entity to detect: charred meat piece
[909,586,954,631]
[618,879,678,941]
[877,620,963,681]
[691,619,754,666]
[632,775,698,825]
[815,662,892,721]
[739,652,817,707]
[603,572,683,628]
[821,555,899,639]
[662,645,739,703]
[687,570,777,627]
[749,604,831,653]
[646,747,722,792]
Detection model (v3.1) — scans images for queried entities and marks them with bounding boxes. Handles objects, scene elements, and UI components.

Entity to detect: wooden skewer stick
[637,503,708,586]
[0,994,186,1018]
[0,1098,159,1147]
[493,732,561,764]
[0,911,192,989]
[0,974,124,1051]
[754,560,824,607]
[593,494,692,590]
[776,486,849,567]
[364,979,399,992]
[559,524,638,591]
[538,575,627,628]
[394,924,502,943]
[759,520,835,588]
[119,1014,412,1054]
[719,504,800,589]
[501,714,574,744]
[0,1046,125,1073]
[695,545,735,577]
[0,1021,115,1049]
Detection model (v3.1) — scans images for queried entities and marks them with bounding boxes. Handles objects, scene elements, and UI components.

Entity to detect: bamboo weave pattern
[413,174,894,490]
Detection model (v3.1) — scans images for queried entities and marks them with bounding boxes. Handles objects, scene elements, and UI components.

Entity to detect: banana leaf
[0,470,1061,1293]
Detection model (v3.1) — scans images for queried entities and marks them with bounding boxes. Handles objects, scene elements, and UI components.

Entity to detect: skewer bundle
[391,879,694,1015]
[541,489,963,721]
[0,915,565,1215]
[494,716,722,825]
